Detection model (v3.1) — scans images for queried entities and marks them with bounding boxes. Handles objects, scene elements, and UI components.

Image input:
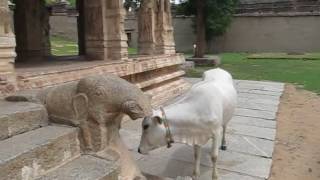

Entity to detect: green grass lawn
[50,36,138,56]
[50,36,320,94]
[50,36,78,56]
[186,53,320,94]
[247,52,320,60]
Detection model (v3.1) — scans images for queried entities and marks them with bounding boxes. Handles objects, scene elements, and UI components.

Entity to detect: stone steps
[0,125,81,180]
[146,78,191,107]
[36,155,119,180]
[0,100,48,140]
[136,70,185,89]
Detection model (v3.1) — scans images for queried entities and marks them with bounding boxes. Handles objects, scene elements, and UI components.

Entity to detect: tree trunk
[195,0,206,58]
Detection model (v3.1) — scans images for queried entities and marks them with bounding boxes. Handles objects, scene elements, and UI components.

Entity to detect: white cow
[138,68,237,180]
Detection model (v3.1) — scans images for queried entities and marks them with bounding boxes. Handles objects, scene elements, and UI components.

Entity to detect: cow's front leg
[211,127,222,180]
[193,145,201,180]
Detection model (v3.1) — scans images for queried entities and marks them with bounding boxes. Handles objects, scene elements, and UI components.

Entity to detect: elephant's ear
[72,93,89,121]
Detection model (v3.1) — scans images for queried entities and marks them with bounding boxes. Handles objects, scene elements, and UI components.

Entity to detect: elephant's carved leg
[78,121,94,152]
[93,114,145,180]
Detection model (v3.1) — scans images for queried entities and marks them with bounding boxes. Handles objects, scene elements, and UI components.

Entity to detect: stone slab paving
[121,78,284,180]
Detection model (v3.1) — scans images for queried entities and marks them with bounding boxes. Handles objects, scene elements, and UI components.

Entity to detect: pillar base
[0,36,17,96]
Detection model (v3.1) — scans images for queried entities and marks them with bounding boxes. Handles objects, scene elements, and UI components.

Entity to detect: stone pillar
[155,0,176,54]
[14,0,50,62]
[105,0,128,60]
[138,0,156,55]
[0,0,17,95]
[83,0,128,61]
[83,0,107,60]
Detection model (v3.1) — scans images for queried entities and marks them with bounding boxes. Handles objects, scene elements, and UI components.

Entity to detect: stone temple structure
[0,0,189,105]
[0,0,190,179]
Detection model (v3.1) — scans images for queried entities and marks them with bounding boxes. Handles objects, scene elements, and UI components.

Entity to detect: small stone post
[0,0,17,95]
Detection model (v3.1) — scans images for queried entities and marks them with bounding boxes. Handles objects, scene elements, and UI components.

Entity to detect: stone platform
[121,78,285,180]
[12,54,191,106]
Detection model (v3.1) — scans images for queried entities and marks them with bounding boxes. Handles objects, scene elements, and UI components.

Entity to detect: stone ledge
[146,79,191,107]
[136,70,185,89]
[17,54,184,78]
[16,54,185,90]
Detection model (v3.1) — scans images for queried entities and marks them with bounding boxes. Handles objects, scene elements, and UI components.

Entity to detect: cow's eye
[143,124,149,130]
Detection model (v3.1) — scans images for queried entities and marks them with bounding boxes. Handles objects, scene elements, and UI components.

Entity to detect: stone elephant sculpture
[6,74,152,179]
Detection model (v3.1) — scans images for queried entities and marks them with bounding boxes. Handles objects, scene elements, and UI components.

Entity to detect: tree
[124,0,141,11]
[177,0,238,58]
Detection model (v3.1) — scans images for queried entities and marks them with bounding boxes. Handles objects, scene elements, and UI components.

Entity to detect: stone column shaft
[155,0,176,54]
[105,0,128,60]
[83,0,107,60]
[138,0,176,55]
[14,0,50,62]
[138,0,156,55]
[83,0,128,61]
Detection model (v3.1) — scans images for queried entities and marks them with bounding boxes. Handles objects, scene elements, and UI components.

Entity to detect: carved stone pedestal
[0,37,16,89]
[0,0,17,96]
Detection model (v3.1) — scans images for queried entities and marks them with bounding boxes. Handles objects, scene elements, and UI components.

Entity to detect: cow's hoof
[220,145,227,151]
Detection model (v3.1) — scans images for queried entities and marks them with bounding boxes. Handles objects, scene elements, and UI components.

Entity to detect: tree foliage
[177,0,238,40]
[124,0,141,11]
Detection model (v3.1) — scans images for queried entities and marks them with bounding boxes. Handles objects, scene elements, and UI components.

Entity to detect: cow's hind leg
[211,127,222,180]
[193,145,201,180]
[220,125,227,151]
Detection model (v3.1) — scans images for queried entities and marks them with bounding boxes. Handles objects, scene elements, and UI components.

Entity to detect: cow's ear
[153,116,162,125]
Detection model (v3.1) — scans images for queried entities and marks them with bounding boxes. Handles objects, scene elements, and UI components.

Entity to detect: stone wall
[15,54,190,107]
[50,15,78,41]
[50,14,320,53]
[173,16,196,53]
[236,0,320,14]
[210,14,320,53]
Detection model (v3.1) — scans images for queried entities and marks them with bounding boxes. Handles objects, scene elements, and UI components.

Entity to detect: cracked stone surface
[121,78,284,180]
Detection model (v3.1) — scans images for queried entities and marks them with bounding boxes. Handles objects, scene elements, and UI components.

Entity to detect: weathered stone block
[228,123,276,140]
[0,125,80,180]
[36,155,119,180]
[0,100,48,140]
[235,108,276,120]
